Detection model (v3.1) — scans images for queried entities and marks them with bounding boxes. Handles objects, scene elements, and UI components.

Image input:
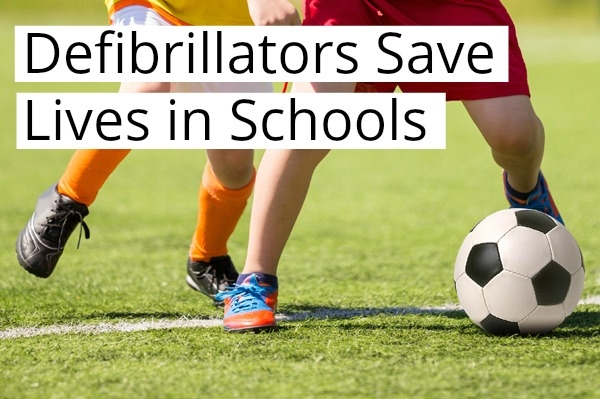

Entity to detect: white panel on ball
[547,226,583,274]
[518,304,566,335]
[468,209,519,244]
[483,271,538,322]
[497,226,552,278]
[455,274,489,323]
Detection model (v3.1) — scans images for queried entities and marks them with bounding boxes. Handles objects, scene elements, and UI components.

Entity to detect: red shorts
[302,0,530,101]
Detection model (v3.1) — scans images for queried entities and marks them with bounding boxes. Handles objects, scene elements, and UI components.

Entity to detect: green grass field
[2,1,600,398]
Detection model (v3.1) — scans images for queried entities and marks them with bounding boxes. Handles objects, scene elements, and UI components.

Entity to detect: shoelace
[44,202,90,249]
[215,283,276,310]
[526,185,551,214]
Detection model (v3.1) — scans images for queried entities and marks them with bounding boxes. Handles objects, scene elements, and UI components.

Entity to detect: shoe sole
[223,324,277,333]
[185,275,224,307]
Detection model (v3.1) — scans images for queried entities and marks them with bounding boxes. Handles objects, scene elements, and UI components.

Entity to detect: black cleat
[186,255,239,305]
[16,185,90,278]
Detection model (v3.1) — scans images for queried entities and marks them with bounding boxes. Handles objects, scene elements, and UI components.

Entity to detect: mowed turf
[2,2,600,398]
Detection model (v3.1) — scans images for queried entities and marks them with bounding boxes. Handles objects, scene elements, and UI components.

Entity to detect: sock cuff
[237,273,278,288]
[201,163,255,204]
[504,171,540,201]
[57,178,94,206]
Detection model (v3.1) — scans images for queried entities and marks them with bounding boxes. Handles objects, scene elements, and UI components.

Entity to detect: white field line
[1,297,599,340]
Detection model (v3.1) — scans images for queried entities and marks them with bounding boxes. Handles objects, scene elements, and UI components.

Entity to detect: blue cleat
[503,171,564,225]
[215,274,278,332]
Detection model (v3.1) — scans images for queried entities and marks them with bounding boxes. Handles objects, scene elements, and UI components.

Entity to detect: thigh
[173,82,273,93]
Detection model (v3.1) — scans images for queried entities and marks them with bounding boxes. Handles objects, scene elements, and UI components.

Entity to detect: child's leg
[216,82,349,331]
[214,148,328,331]
[463,95,544,193]
[242,149,329,276]
[242,82,351,276]
[463,95,562,222]
[58,150,131,206]
[189,150,255,262]
[183,81,270,263]
[58,4,174,206]
[184,82,269,303]
[57,82,171,206]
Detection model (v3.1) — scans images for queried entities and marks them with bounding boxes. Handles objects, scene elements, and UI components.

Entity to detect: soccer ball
[454,208,584,335]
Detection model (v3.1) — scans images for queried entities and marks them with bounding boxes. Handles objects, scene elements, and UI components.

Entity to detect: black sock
[505,176,539,201]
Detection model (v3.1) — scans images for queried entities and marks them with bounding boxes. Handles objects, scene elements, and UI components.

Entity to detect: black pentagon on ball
[515,209,557,234]
[465,243,503,287]
[532,260,571,305]
[480,314,521,335]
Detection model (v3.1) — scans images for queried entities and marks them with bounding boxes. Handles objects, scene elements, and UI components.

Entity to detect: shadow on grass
[278,304,466,322]
[276,304,600,337]
[76,310,221,323]
[553,309,600,337]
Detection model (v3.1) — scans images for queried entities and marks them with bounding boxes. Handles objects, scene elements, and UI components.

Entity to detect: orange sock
[57,149,131,206]
[189,163,255,262]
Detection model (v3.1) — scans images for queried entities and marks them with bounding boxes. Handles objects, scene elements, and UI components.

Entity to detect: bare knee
[485,115,543,157]
[206,150,255,189]
[464,96,544,157]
